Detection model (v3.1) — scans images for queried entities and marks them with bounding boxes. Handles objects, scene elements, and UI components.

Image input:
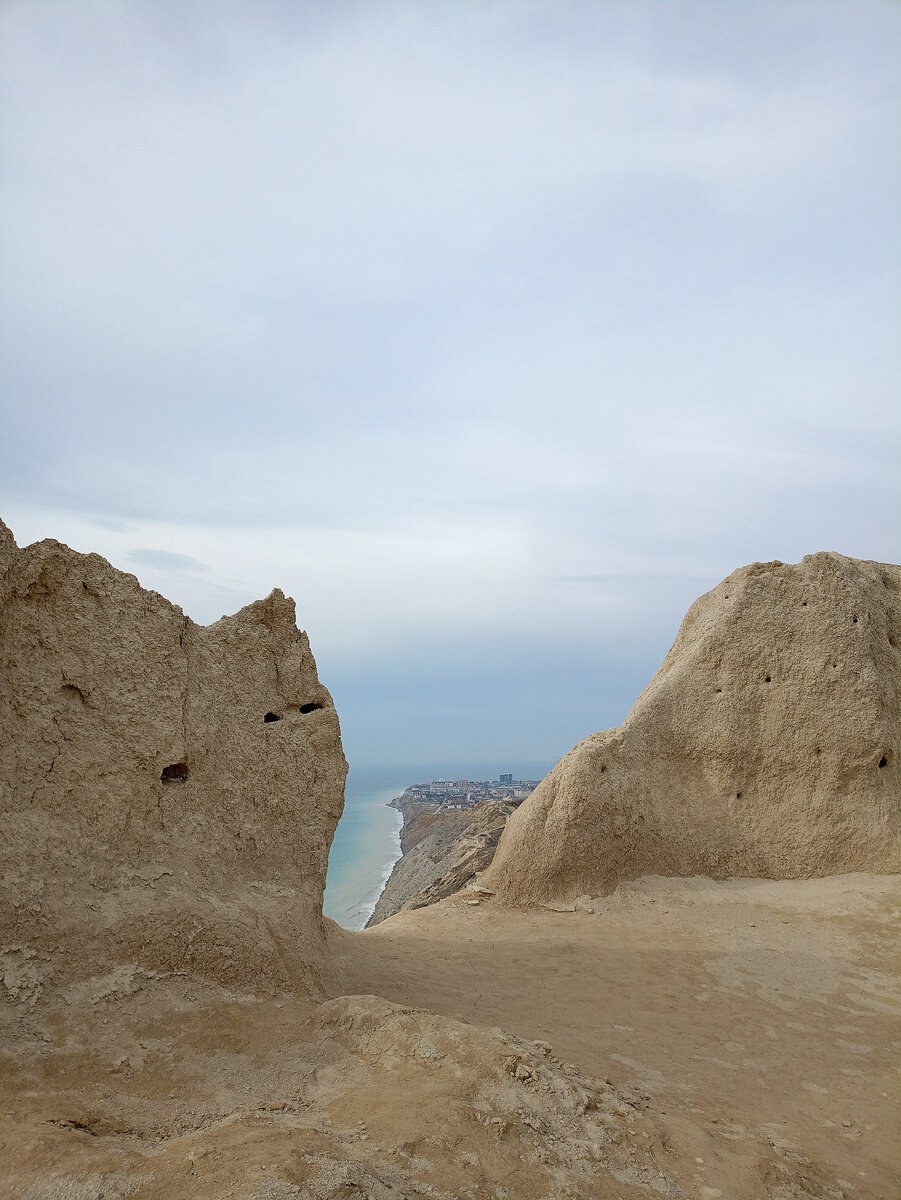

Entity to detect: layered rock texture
[0,519,347,998]
[482,553,901,904]
[367,799,510,925]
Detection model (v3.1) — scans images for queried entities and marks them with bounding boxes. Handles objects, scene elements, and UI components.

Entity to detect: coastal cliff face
[367,799,509,925]
[0,519,347,999]
[481,552,901,904]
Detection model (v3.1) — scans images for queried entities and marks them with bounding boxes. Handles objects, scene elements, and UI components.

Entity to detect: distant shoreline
[324,765,554,930]
[366,795,418,924]
[358,812,405,927]
[322,781,406,931]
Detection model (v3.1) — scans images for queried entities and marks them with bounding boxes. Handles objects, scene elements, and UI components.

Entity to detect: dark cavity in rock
[161,762,190,783]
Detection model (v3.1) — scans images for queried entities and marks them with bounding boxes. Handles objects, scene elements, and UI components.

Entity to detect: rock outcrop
[367,800,510,925]
[3,526,898,1199]
[0,519,347,998]
[481,553,901,904]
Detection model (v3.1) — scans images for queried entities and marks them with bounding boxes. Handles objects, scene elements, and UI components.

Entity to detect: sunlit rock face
[0,518,347,999]
[482,553,901,904]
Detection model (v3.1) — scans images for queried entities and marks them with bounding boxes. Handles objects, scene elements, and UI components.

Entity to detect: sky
[1,0,899,766]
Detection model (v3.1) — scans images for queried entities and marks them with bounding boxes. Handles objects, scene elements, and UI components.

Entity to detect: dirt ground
[2,873,898,1199]
[330,873,901,1199]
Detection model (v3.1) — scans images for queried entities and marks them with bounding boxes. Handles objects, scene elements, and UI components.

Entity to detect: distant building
[400,774,539,811]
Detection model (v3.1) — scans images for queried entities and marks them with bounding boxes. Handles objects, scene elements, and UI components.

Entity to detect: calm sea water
[322,761,554,930]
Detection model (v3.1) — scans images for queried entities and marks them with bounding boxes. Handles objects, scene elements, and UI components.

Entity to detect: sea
[322,761,555,930]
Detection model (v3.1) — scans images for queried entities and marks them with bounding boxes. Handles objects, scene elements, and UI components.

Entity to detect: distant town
[398,775,541,811]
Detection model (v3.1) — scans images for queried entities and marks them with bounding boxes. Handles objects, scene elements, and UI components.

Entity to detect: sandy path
[329,872,901,1199]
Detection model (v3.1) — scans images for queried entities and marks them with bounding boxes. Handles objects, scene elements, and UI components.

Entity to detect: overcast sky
[2,0,899,765]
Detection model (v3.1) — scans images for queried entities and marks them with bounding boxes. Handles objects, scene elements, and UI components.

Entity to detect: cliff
[481,552,901,904]
[3,529,899,1199]
[0,518,347,999]
[367,799,510,924]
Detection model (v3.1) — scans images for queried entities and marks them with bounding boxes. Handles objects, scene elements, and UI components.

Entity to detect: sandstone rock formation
[3,525,898,1198]
[0,519,347,998]
[481,553,901,904]
[368,800,510,925]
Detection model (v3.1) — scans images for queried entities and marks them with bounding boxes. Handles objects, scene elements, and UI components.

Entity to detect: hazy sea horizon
[322,761,555,930]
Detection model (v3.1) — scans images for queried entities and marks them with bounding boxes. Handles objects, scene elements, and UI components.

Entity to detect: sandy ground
[2,873,898,1199]
[332,873,901,1199]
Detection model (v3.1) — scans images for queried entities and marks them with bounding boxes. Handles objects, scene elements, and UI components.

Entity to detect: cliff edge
[0,519,347,999]
[481,552,901,904]
[3,528,898,1199]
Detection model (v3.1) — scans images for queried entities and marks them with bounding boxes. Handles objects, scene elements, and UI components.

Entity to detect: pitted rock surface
[0,518,347,998]
[482,553,901,903]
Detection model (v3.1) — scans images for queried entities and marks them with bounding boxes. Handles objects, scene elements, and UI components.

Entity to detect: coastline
[365,796,417,927]
[322,782,405,931]
[362,809,405,925]
[326,763,555,930]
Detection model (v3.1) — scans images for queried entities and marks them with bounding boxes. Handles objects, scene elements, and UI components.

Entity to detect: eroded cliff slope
[367,799,509,925]
[0,519,347,998]
[481,552,901,904]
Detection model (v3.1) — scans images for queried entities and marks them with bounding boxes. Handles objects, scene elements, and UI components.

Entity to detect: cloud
[127,548,210,574]
[1,0,899,759]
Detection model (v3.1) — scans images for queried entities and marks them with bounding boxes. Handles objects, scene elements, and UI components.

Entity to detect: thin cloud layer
[1,0,898,761]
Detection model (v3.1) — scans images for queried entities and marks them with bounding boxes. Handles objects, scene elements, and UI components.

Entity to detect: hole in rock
[263,712,281,723]
[852,617,858,624]
[815,747,822,755]
[764,676,771,683]
[600,764,607,773]
[736,792,742,799]
[61,683,85,705]
[878,756,887,769]
[801,601,808,607]
[161,762,189,783]
[298,702,323,714]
